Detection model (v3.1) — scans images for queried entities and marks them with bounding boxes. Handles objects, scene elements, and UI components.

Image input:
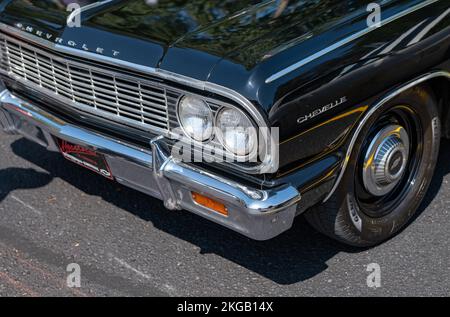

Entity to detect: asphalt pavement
[0,134,448,296]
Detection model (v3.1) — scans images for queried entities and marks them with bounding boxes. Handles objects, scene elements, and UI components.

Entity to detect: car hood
[0,0,431,112]
[0,0,370,79]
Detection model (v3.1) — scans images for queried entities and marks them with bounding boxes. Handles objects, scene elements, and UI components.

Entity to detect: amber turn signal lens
[192,192,228,216]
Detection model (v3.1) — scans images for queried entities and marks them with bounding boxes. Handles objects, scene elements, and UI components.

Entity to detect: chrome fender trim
[324,70,450,202]
[265,0,440,84]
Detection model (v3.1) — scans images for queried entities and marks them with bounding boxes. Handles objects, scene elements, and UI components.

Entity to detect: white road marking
[110,254,177,296]
[10,195,43,216]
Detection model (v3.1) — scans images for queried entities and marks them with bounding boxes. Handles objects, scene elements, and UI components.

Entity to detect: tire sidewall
[337,86,440,244]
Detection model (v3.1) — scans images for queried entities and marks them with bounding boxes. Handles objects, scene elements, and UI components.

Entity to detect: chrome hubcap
[362,125,410,196]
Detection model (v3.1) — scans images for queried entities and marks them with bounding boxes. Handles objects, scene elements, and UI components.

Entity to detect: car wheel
[305,85,441,247]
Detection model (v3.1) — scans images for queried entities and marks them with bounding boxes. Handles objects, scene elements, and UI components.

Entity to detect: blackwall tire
[305,85,441,247]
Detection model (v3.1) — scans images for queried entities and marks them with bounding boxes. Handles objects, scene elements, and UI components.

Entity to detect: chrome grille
[0,34,172,132]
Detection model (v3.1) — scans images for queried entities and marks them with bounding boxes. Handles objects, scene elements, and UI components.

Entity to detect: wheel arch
[324,70,450,202]
[427,76,450,138]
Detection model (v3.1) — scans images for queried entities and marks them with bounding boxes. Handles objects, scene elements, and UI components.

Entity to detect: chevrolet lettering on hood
[14,22,120,57]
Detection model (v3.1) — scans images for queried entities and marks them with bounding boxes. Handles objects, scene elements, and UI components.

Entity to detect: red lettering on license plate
[58,139,113,180]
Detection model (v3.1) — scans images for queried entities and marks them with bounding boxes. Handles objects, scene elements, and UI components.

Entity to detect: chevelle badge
[297,96,347,124]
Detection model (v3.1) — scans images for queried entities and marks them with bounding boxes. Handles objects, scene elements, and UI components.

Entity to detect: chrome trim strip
[0,22,277,174]
[66,0,114,26]
[324,71,450,202]
[265,0,440,84]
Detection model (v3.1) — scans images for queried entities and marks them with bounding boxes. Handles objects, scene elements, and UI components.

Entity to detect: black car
[0,0,449,246]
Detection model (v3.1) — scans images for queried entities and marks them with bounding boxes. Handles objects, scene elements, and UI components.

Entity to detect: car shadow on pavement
[0,167,52,202]
[9,137,450,285]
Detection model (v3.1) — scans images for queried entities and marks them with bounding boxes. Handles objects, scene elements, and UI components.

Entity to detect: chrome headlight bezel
[174,92,277,174]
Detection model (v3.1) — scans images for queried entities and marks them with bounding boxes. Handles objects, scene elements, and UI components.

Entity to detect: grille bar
[0,34,171,132]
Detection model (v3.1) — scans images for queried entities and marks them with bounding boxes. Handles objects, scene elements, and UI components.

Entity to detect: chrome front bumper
[0,89,301,240]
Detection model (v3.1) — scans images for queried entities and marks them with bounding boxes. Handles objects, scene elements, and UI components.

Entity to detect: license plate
[58,139,113,180]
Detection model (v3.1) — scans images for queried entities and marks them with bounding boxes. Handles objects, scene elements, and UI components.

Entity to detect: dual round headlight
[177,96,257,156]
[216,107,257,156]
[178,96,213,142]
